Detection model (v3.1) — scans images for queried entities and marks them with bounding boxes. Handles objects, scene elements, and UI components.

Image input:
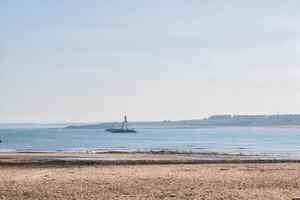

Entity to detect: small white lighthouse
[121,115,128,130]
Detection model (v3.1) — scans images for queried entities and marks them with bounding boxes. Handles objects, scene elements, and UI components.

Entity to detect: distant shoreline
[1,125,300,130]
[2,114,300,129]
[64,124,300,130]
[64,114,300,129]
[65,124,300,129]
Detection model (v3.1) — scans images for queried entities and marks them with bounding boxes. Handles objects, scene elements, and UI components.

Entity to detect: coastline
[1,151,300,166]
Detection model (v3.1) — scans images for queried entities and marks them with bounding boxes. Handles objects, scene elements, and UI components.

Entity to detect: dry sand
[0,163,300,199]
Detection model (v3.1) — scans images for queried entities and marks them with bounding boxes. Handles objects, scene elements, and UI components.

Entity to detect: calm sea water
[0,127,300,158]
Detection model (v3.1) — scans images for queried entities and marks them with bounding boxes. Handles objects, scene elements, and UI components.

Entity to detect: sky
[0,0,300,123]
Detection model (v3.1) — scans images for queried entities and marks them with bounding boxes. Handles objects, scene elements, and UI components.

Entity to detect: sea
[0,125,300,158]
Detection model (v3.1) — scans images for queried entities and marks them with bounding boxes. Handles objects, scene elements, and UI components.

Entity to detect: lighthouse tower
[121,115,128,130]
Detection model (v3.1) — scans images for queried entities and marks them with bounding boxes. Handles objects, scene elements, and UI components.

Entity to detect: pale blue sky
[0,0,300,123]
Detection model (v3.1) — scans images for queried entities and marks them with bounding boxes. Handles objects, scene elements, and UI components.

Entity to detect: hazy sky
[0,0,300,123]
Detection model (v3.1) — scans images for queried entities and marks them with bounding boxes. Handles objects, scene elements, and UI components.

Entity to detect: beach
[1,152,300,199]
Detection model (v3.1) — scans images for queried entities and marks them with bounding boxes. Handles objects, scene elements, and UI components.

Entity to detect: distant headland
[65,114,300,129]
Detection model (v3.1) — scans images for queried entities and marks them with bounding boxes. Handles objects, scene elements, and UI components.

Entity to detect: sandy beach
[1,163,300,200]
[0,153,299,199]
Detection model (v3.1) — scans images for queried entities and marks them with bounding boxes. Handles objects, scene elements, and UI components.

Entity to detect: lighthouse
[121,115,128,130]
[105,115,137,133]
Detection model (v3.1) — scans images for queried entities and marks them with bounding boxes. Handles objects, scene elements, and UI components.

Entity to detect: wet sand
[0,152,299,165]
[0,152,300,199]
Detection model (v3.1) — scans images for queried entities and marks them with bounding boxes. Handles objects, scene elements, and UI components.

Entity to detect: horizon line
[1,113,300,125]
